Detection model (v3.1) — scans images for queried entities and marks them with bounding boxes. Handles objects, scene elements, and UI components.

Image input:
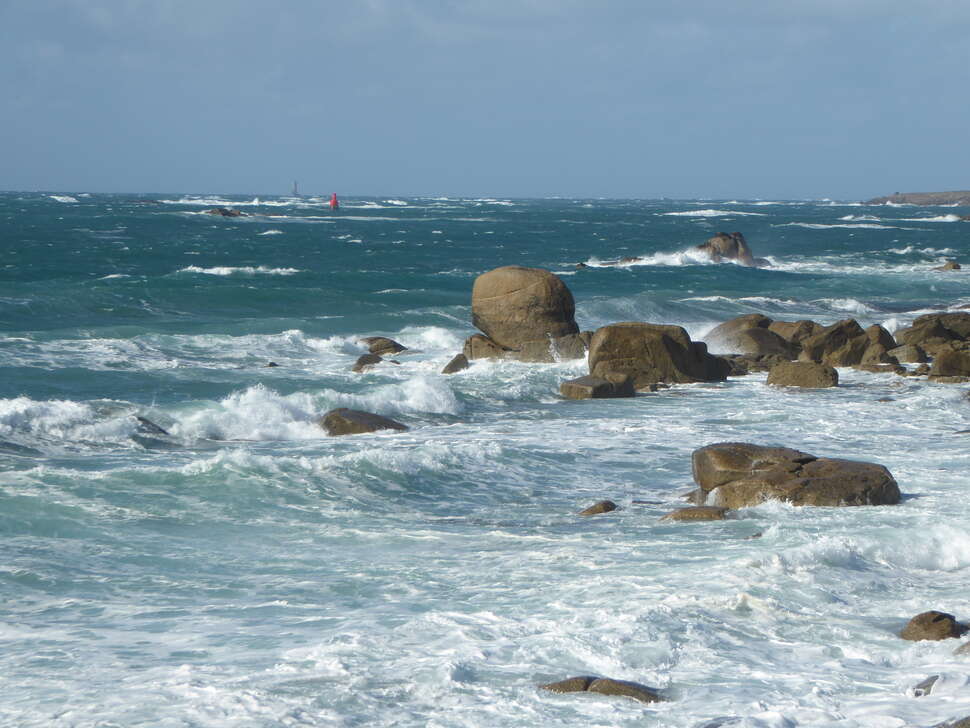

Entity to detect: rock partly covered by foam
[540,676,663,704]
[900,611,969,641]
[588,322,730,388]
[319,408,408,436]
[691,442,900,508]
[696,232,766,266]
[471,266,579,350]
[360,336,407,356]
[560,374,635,400]
[205,207,245,217]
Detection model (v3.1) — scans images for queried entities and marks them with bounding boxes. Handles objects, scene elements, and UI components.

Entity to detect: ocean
[2,192,970,727]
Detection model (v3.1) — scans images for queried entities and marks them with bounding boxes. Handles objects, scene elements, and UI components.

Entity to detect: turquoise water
[2,192,970,726]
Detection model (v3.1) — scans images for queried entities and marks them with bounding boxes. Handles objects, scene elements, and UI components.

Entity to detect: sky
[1,0,969,199]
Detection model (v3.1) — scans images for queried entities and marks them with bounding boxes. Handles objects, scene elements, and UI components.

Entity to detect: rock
[471,266,579,350]
[929,349,970,379]
[515,331,590,362]
[897,313,970,356]
[540,676,596,693]
[661,506,728,522]
[691,442,900,509]
[360,336,407,356]
[463,333,511,360]
[587,678,662,704]
[935,718,970,728]
[900,611,968,641]
[720,353,790,375]
[704,315,796,358]
[560,374,635,400]
[854,363,906,375]
[696,232,757,266]
[766,361,838,388]
[859,324,899,365]
[588,322,730,388]
[578,500,618,516]
[913,675,940,697]
[204,206,244,217]
[954,641,970,656]
[769,319,824,346]
[265,361,280,367]
[913,363,931,376]
[888,344,927,363]
[319,408,408,436]
[352,354,383,372]
[934,260,962,271]
[798,319,870,366]
[441,353,470,374]
[134,416,169,436]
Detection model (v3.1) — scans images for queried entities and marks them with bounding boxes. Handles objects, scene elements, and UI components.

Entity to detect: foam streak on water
[2,193,970,726]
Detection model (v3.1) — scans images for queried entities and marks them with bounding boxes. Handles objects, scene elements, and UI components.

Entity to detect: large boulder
[766,361,838,388]
[897,313,970,356]
[588,322,730,388]
[798,319,893,367]
[704,314,796,358]
[319,408,408,436]
[769,319,824,346]
[696,232,758,266]
[471,266,579,350]
[929,349,970,381]
[691,442,900,508]
[900,611,968,641]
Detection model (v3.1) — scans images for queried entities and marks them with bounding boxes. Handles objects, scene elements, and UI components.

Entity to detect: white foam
[49,195,78,203]
[383,199,409,206]
[895,214,962,223]
[814,298,879,314]
[839,215,882,222]
[176,265,303,276]
[777,222,901,230]
[257,229,284,236]
[661,209,767,217]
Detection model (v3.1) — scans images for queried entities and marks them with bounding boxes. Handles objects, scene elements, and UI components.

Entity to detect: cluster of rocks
[204,206,246,217]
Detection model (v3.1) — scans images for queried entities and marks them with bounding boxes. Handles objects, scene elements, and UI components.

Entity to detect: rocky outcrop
[471,266,579,350]
[704,314,796,358]
[540,676,662,704]
[441,353,469,374]
[768,320,824,346]
[691,442,900,508]
[766,361,838,388]
[896,313,970,356]
[798,319,897,367]
[352,354,384,372]
[866,191,970,205]
[319,408,408,436]
[929,349,970,380]
[463,334,510,360]
[204,206,245,217]
[360,336,407,356]
[900,611,968,641]
[588,322,730,388]
[888,344,927,363]
[696,232,764,266]
[578,500,618,516]
[660,506,728,522]
[560,374,635,400]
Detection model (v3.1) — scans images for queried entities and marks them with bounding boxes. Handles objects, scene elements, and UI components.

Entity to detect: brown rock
[360,336,407,356]
[540,676,596,693]
[934,260,962,271]
[769,320,824,346]
[930,349,970,379]
[352,354,383,373]
[766,361,838,388]
[798,319,870,366]
[516,332,590,362]
[319,408,408,436]
[854,363,906,375]
[696,232,757,266]
[471,266,579,350]
[705,315,796,358]
[661,506,728,522]
[441,353,470,374]
[954,641,970,656]
[888,344,927,363]
[463,333,511,360]
[900,611,968,641]
[560,374,635,400]
[578,500,618,516]
[692,443,900,508]
[587,678,663,704]
[205,206,244,217]
[588,322,730,388]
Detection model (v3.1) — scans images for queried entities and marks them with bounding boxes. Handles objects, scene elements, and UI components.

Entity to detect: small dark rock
[442,353,470,374]
[319,408,408,436]
[900,611,968,641]
[587,678,663,704]
[205,206,244,217]
[560,374,635,400]
[265,361,279,367]
[913,675,940,697]
[352,354,383,373]
[578,500,618,516]
[360,336,407,356]
[135,416,169,436]
[661,506,728,522]
[540,676,596,693]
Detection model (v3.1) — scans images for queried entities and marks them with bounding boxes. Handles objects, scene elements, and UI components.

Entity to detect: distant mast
[291,180,299,197]
[329,193,339,210]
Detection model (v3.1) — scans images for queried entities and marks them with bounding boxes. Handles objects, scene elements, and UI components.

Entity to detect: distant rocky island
[866,190,970,205]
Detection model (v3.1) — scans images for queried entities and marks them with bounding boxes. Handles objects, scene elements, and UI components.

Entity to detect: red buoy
[329,193,339,210]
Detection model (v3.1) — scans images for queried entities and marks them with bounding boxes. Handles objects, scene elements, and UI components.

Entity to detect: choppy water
[2,192,970,727]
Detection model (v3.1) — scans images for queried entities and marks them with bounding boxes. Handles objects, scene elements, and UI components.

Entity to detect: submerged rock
[691,442,900,508]
[352,354,383,372]
[204,206,244,217]
[578,500,618,516]
[360,336,407,356]
[660,506,728,522]
[441,353,470,374]
[560,374,635,400]
[540,675,662,704]
[319,408,408,436]
[900,611,968,641]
